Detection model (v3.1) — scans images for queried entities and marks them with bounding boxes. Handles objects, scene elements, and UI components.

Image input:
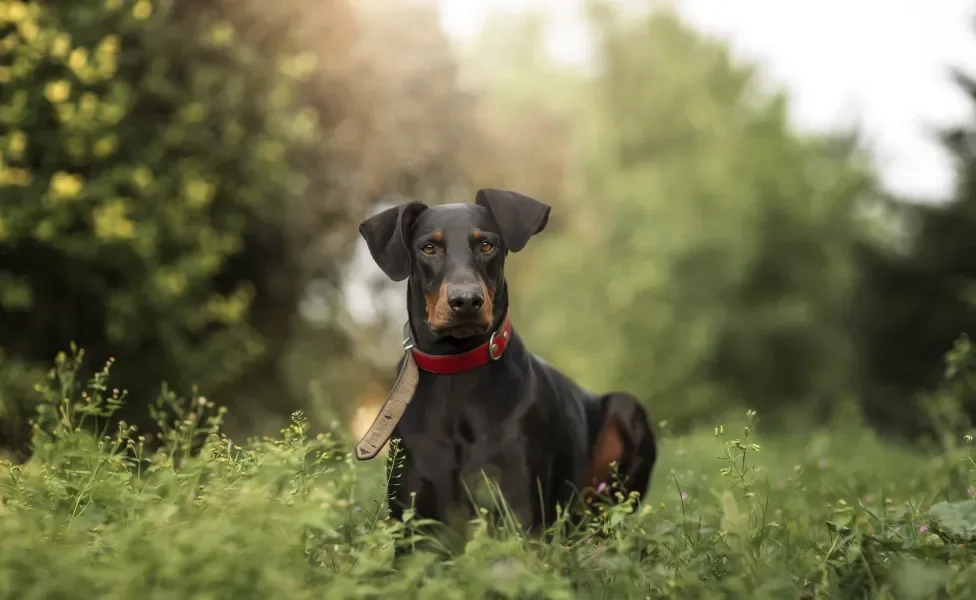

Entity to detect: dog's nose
[447,284,484,317]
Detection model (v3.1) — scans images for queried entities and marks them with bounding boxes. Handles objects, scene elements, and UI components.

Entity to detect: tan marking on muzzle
[425,281,454,330]
[477,279,495,329]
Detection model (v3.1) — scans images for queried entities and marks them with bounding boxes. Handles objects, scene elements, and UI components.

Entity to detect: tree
[0,0,484,454]
[851,65,976,437]
[513,4,875,429]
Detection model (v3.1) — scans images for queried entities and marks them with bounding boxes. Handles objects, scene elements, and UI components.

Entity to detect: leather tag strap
[354,324,420,461]
[353,314,513,460]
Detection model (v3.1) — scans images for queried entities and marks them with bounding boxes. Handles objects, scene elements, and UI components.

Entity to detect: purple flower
[680,491,689,501]
[895,526,901,533]
[596,482,607,493]
[919,526,928,534]
[969,487,974,496]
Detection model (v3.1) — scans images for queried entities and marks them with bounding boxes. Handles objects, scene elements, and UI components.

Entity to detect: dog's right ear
[359,201,428,282]
[475,188,551,252]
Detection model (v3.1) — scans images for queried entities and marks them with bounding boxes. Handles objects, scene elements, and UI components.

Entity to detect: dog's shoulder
[521,349,594,464]
[523,349,600,432]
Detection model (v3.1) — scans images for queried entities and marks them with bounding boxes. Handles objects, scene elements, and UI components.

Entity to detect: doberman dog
[357,189,657,546]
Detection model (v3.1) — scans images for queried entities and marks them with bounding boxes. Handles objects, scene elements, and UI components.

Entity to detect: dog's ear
[475,188,551,252]
[359,201,428,281]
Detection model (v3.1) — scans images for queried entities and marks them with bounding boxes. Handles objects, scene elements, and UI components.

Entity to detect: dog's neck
[406,279,511,356]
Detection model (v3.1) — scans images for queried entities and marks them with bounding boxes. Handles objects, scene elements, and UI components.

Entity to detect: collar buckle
[488,323,507,360]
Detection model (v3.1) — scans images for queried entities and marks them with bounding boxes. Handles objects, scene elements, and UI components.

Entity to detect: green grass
[2,350,976,599]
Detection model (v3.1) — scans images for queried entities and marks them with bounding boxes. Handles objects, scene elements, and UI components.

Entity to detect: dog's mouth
[428,321,491,340]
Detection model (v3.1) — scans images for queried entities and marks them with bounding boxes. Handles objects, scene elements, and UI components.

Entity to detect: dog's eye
[421,244,436,255]
[479,240,494,253]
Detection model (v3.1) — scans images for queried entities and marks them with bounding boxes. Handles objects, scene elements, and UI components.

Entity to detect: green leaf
[893,557,950,600]
[928,499,976,540]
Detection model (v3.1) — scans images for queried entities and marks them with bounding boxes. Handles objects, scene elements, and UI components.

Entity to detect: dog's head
[359,189,550,339]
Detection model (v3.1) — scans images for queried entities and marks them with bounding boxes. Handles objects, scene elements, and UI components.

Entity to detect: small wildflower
[864,494,874,504]
[969,488,974,496]
[132,0,153,20]
[817,458,829,469]
[919,526,928,534]
[44,81,72,104]
[596,482,607,494]
[49,171,83,198]
[49,35,71,59]
[680,491,688,501]
[68,48,88,72]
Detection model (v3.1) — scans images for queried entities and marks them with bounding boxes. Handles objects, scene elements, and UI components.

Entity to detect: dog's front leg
[464,455,539,535]
[387,444,466,560]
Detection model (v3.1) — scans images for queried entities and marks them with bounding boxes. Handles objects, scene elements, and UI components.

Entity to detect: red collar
[407,313,513,374]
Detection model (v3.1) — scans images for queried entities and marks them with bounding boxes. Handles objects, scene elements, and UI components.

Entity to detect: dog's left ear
[475,188,551,252]
[359,201,428,281]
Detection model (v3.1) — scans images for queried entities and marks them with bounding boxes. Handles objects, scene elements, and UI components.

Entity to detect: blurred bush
[0,0,484,455]
[851,66,976,438]
[465,5,976,439]
[476,5,879,430]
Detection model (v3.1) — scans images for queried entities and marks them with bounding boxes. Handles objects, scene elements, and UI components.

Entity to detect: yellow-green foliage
[0,0,358,445]
[0,0,314,341]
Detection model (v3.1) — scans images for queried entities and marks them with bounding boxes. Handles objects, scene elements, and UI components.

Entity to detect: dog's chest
[398,371,533,476]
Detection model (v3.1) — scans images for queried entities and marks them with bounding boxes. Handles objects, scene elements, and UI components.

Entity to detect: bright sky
[436,0,976,202]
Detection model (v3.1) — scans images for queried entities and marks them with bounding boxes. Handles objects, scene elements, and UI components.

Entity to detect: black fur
[358,189,658,547]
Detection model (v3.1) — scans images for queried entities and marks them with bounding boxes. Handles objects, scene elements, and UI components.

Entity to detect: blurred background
[2,0,976,458]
